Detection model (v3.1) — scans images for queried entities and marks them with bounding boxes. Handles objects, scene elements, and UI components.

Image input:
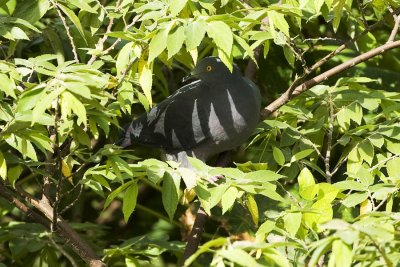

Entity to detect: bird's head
[183,56,240,83]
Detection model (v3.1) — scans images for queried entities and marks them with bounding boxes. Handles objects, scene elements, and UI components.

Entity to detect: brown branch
[15,187,105,267]
[388,7,400,42]
[260,40,400,119]
[50,0,79,63]
[180,206,208,267]
[324,93,334,183]
[88,0,122,65]
[0,182,50,227]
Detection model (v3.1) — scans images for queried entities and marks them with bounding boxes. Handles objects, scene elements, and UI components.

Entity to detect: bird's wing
[119,80,211,151]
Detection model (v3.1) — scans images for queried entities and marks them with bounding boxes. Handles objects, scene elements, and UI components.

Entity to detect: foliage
[0,0,399,266]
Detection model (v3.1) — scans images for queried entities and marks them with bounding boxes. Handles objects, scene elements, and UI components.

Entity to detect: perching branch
[260,39,400,119]
[6,184,105,267]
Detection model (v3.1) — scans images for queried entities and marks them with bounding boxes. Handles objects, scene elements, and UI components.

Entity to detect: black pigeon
[118,57,261,166]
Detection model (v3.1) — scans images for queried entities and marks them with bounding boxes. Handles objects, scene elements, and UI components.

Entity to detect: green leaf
[162,172,180,220]
[298,167,318,200]
[304,199,333,228]
[122,183,139,222]
[386,157,400,178]
[64,82,91,99]
[334,180,367,191]
[0,152,7,180]
[332,0,346,32]
[16,85,46,112]
[273,146,285,165]
[219,249,258,267]
[169,0,187,16]
[116,42,134,77]
[13,0,50,24]
[257,184,286,202]
[209,184,228,209]
[10,26,29,40]
[68,0,97,13]
[138,60,153,106]
[291,149,314,162]
[178,167,197,189]
[358,140,374,165]
[263,248,291,267]
[256,220,275,241]
[187,157,210,172]
[32,86,64,125]
[185,20,207,50]
[356,166,374,186]
[6,136,38,161]
[185,238,227,266]
[61,91,87,126]
[58,3,87,43]
[104,181,133,209]
[167,26,185,59]
[246,194,258,225]
[233,34,255,62]
[7,165,23,186]
[283,212,302,237]
[336,106,350,130]
[0,73,16,98]
[221,186,238,214]
[268,10,289,37]
[329,239,353,267]
[207,21,233,55]
[283,45,294,67]
[342,192,369,207]
[148,28,169,62]
[368,133,384,148]
[244,170,284,182]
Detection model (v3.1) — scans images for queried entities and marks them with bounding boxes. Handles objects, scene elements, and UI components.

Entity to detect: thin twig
[53,96,62,231]
[325,93,334,183]
[330,155,348,176]
[49,235,79,267]
[50,0,79,63]
[60,184,83,215]
[388,7,400,42]
[88,0,122,65]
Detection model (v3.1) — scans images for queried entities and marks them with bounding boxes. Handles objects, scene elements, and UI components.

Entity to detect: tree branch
[180,206,208,267]
[388,7,400,42]
[260,40,400,119]
[14,186,105,267]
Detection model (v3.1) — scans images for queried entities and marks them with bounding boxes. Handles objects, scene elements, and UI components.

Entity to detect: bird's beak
[182,71,195,83]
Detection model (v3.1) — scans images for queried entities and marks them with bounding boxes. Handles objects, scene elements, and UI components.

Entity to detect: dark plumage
[118,57,261,166]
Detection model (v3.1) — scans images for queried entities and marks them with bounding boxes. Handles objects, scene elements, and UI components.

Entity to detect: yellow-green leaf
[207,20,233,55]
[298,167,318,200]
[58,3,87,43]
[185,20,206,50]
[0,151,7,180]
[246,194,259,225]
[148,28,168,62]
[169,0,187,16]
[138,60,153,106]
[167,25,185,59]
[268,10,289,37]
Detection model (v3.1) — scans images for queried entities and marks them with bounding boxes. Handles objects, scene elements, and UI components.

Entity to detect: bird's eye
[206,65,212,72]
